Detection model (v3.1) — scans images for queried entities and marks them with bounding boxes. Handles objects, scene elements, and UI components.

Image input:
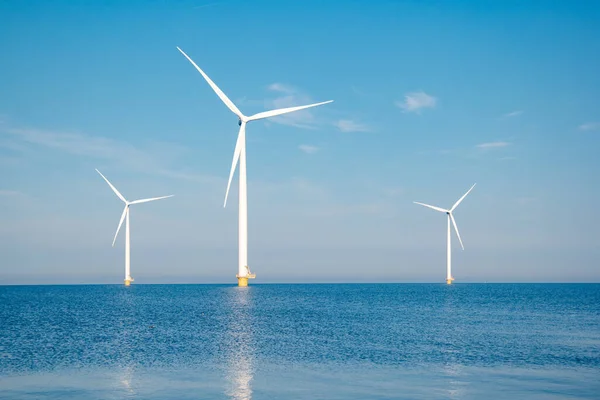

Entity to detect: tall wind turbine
[414,184,476,284]
[96,169,173,286]
[177,46,333,287]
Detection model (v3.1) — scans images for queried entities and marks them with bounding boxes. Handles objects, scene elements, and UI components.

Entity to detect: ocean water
[0,284,599,399]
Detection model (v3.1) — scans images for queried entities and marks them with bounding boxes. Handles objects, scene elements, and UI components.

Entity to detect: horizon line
[1,281,599,287]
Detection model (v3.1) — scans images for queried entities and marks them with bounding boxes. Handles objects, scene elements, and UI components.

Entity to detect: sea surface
[0,283,599,399]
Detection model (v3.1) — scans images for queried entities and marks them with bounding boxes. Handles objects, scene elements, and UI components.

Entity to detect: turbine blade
[112,205,128,247]
[247,100,334,121]
[413,201,448,213]
[450,213,464,250]
[451,183,476,212]
[96,169,126,203]
[129,195,174,205]
[176,47,243,118]
[224,123,245,207]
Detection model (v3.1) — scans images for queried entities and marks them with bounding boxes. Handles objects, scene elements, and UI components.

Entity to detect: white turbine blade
[224,123,245,207]
[413,201,448,213]
[247,100,334,122]
[176,47,243,118]
[451,183,476,212]
[450,213,464,250]
[129,195,174,205]
[112,205,128,247]
[96,169,126,203]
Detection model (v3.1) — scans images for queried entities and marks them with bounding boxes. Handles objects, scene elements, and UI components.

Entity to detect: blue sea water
[0,283,599,399]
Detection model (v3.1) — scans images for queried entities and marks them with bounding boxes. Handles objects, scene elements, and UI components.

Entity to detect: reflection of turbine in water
[227,350,253,400]
[442,362,465,398]
[224,288,255,400]
[439,288,465,399]
[118,364,136,396]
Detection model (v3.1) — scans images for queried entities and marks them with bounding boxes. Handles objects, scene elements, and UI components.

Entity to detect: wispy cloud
[192,1,225,9]
[395,91,437,113]
[503,110,523,118]
[476,141,511,149]
[2,126,218,184]
[298,144,319,154]
[268,83,295,94]
[263,83,330,129]
[253,177,330,204]
[351,86,365,96]
[234,96,264,108]
[334,119,372,133]
[416,148,454,156]
[383,187,404,197]
[306,202,388,217]
[516,197,536,205]
[578,122,600,131]
[0,190,22,197]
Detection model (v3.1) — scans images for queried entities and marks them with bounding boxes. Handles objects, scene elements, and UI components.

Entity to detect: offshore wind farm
[1,1,600,400]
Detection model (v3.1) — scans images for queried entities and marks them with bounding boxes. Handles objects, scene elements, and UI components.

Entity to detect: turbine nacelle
[95,169,173,246]
[413,183,476,252]
[175,46,333,208]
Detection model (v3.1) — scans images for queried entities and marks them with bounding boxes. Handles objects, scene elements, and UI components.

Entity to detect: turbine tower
[177,46,333,287]
[414,184,476,284]
[96,169,173,286]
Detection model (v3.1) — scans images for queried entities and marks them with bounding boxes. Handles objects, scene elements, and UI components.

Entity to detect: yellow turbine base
[446,278,454,285]
[124,279,132,286]
[236,271,256,287]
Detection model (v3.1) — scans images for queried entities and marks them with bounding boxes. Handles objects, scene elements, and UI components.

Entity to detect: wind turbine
[414,184,476,284]
[96,169,173,286]
[177,46,333,287]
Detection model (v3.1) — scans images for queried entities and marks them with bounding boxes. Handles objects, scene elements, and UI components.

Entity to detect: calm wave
[1,284,599,399]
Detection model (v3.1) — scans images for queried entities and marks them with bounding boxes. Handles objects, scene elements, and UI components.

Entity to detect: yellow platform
[236,270,256,287]
[124,278,133,286]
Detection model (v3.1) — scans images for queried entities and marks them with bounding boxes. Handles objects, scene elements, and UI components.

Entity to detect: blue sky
[1,0,599,283]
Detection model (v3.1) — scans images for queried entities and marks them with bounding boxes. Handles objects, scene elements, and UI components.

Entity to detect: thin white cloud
[264,83,329,130]
[192,1,225,9]
[268,83,295,94]
[3,126,219,184]
[383,187,404,197]
[476,141,511,149]
[416,148,454,156]
[351,86,365,96]
[298,144,319,154]
[579,122,600,131]
[0,190,21,196]
[334,119,372,133]
[395,91,437,113]
[306,202,388,217]
[503,110,523,118]
[516,197,536,205]
[252,177,330,204]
